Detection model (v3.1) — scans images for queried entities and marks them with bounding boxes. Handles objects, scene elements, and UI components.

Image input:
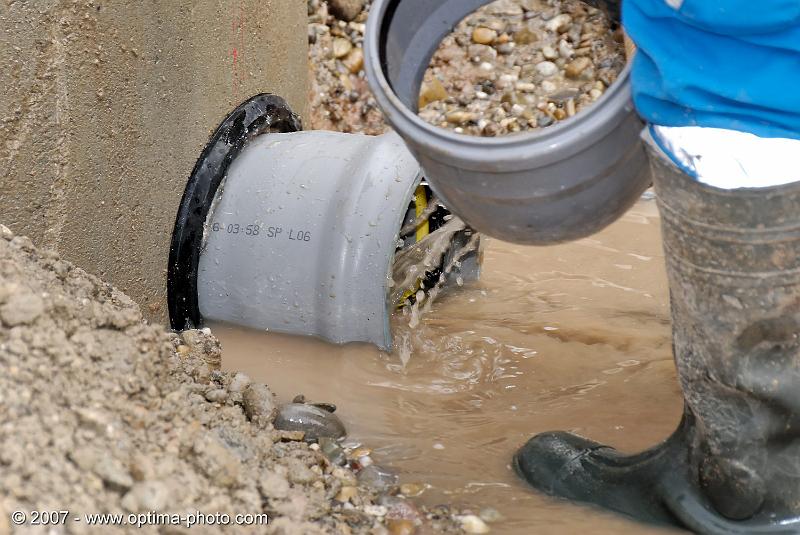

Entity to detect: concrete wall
[0,0,307,322]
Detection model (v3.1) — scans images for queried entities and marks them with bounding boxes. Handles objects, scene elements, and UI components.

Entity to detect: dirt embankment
[0,225,462,535]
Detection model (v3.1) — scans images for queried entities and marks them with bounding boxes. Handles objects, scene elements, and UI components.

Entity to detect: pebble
[364,505,388,517]
[387,519,416,535]
[227,372,251,393]
[566,98,577,117]
[0,224,13,240]
[276,429,306,442]
[379,495,423,522]
[541,45,558,60]
[446,111,476,125]
[565,57,592,79]
[273,402,347,441]
[545,14,573,33]
[399,483,424,497]
[496,42,514,55]
[356,464,399,492]
[513,27,539,45]
[349,447,372,459]
[241,383,277,427]
[335,485,358,502]
[333,37,353,59]
[468,43,497,63]
[460,514,491,534]
[328,0,366,22]
[537,115,555,127]
[418,78,448,108]
[540,80,557,93]
[333,466,357,486]
[535,61,558,78]
[319,436,347,466]
[559,40,575,58]
[471,27,497,45]
[343,47,364,74]
[479,507,504,523]
[486,0,523,16]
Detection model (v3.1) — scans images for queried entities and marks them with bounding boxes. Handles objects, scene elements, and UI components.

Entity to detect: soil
[0,225,463,534]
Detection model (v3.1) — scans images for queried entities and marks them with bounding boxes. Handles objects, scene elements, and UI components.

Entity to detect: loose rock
[419,78,449,108]
[336,485,358,503]
[328,0,366,22]
[472,27,497,45]
[399,483,424,497]
[545,14,573,33]
[357,465,399,493]
[241,383,278,427]
[274,403,347,441]
[333,37,353,59]
[479,506,504,523]
[343,47,364,74]
[387,519,416,535]
[319,437,347,466]
[227,371,251,393]
[460,514,491,533]
[565,56,592,79]
[535,61,559,78]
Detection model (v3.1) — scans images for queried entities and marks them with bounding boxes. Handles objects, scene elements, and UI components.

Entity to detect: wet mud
[213,198,686,533]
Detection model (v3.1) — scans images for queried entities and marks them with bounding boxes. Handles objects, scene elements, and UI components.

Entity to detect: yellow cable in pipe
[415,185,430,241]
[397,185,430,308]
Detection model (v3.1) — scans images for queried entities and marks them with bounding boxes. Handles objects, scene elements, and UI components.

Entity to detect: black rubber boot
[514,144,800,534]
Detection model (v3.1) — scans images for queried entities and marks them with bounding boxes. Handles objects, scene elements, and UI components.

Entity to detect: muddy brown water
[212,198,685,534]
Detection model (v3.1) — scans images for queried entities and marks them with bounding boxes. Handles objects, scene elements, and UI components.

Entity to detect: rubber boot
[514,143,800,534]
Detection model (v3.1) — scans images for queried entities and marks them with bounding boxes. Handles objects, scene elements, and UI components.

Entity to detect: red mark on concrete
[231,1,246,102]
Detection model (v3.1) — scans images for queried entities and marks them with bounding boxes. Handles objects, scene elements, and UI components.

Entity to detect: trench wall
[0,0,307,322]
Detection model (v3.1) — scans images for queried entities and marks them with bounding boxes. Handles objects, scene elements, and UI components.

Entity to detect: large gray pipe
[169,95,480,350]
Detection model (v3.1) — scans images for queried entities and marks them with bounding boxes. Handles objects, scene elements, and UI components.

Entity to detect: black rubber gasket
[167,93,302,331]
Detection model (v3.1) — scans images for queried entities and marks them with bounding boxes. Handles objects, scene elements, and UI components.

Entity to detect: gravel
[308,0,625,137]
[418,0,626,136]
[308,0,387,135]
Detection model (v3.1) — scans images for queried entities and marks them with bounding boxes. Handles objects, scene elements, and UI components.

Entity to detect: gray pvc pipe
[364,0,652,244]
[197,131,422,350]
